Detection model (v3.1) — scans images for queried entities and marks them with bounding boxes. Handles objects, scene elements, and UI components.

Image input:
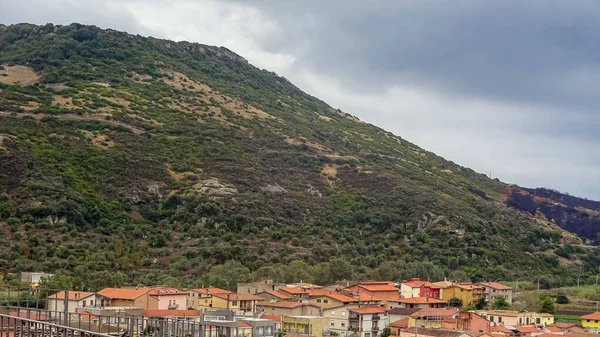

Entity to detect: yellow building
[440,283,483,307]
[187,288,262,312]
[283,315,328,337]
[581,312,600,330]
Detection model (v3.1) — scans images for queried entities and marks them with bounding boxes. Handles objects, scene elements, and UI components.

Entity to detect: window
[365,333,371,337]
[341,323,345,327]
[331,320,335,327]
[317,299,322,303]
[490,316,494,322]
[587,320,590,322]
[536,318,540,324]
[82,300,86,308]
[232,301,238,306]
[499,317,502,323]
[324,300,329,304]
[90,300,94,306]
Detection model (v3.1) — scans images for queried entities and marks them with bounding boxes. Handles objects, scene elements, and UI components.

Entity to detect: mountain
[0,23,598,290]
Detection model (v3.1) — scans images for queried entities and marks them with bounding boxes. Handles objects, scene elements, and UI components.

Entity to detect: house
[308,292,358,309]
[343,282,399,301]
[473,310,554,327]
[239,317,279,337]
[440,283,483,307]
[149,287,187,310]
[256,301,321,316]
[400,279,428,298]
[581,312,600,330]
[478,282,513,304]
[398,297,447,309]
[408,308,460,329]
[186,287,232,309]
[399,327,472,337]
[212,293,263,312]
[348,307,388,337]
[278,288,309,301]
[442,312,491,334]
[322,304,360,337]
[547,323,586,333]
[283,316,328,337]
[237,280,284,295]
[390,317,409,336]
[256,290,292,302]
[46,291,96,313]
[96,287,156,310]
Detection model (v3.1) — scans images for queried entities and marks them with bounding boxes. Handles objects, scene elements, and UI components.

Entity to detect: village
[4,277,597,337]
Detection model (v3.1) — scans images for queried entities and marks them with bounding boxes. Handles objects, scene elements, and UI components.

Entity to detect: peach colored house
[343,281,399,301]
[442,312,491,334]
[150,287,187,310]
[96,288,157,310]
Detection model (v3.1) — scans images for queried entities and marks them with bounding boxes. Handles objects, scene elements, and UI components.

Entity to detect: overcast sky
[1,0,599,199]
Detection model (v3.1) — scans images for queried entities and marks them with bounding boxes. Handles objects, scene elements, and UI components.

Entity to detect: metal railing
[0,313,114,337]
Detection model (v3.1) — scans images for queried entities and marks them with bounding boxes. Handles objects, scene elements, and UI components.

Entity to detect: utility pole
[63,290,69,326]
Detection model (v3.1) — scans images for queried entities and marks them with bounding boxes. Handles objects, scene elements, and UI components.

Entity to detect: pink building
[150,287,187,310]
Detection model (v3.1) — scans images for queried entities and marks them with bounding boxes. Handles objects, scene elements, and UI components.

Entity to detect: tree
[492,297,512,310]
[448,297,463,308]
[379,327,391,337]
[475,297,488,310]
[555,293,569,304]
[540,296,555,314]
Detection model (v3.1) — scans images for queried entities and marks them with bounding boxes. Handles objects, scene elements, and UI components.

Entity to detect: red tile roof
[399,297,447,304]
[144,310,200,317]
[238,322,252,328]
[350,307,386,314]
[581,311,600,320]
[390,317,409,328]
[97,288,150,300]
[278,287,308,295]
[490,325,513,333]
[456,283,483,290]
[260,290,292,300]
[516,326,540,333]
[260,314,282,322]
[314,292,358,303]
[545,327,563,333]
[402,280,429,288]
[307,289,333,297]
[48,291,95,300]
[358,282,399,292]
[478,282,513,290]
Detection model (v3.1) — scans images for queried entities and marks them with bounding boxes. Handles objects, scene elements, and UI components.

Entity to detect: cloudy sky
[1,0,599,199]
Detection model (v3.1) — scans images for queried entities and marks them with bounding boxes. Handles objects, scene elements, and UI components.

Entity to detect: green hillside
[0,23,597,290]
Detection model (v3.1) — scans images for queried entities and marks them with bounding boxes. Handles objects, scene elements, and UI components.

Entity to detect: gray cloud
[1,0,599,199]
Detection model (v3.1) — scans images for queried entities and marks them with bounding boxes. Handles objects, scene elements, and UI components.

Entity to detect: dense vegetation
[0,23,598,291]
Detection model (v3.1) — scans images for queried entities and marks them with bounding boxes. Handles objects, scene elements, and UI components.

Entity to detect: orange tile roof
[212,293,263,301]
[239,322,252,328]
[278,287,308,295]
[97,287,150,300]
[549,322,575,329]
[456,283,483,290]
[48,291,95,300]
[399,297,447,304]
[350,306,386,314]
[390,317,409,328]
[307,289,332,297]
[189,287,232,295]
[260,314,283,322]
[545,327,562,333]
[144,310,200,317]
[358,282,399,292]
[431,281,454,288]
[257,301,304,308]
[314,292,358,303]
[516,326,540,333]
[581,311,600,320]
[260,290,292,300]
[355,293,384,302]
[478,282,513,290]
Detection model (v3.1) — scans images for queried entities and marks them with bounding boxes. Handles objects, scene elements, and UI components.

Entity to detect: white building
[21,272,54,284]
[348,307,388,337]
[399,279,427,298]
[46,291,96,313]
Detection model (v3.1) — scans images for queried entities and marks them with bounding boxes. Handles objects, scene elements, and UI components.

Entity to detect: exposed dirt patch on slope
[0,65,40,85]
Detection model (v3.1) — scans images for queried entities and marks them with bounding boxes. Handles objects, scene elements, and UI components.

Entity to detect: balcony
[372,315,380,321]
[168,303,180,310]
